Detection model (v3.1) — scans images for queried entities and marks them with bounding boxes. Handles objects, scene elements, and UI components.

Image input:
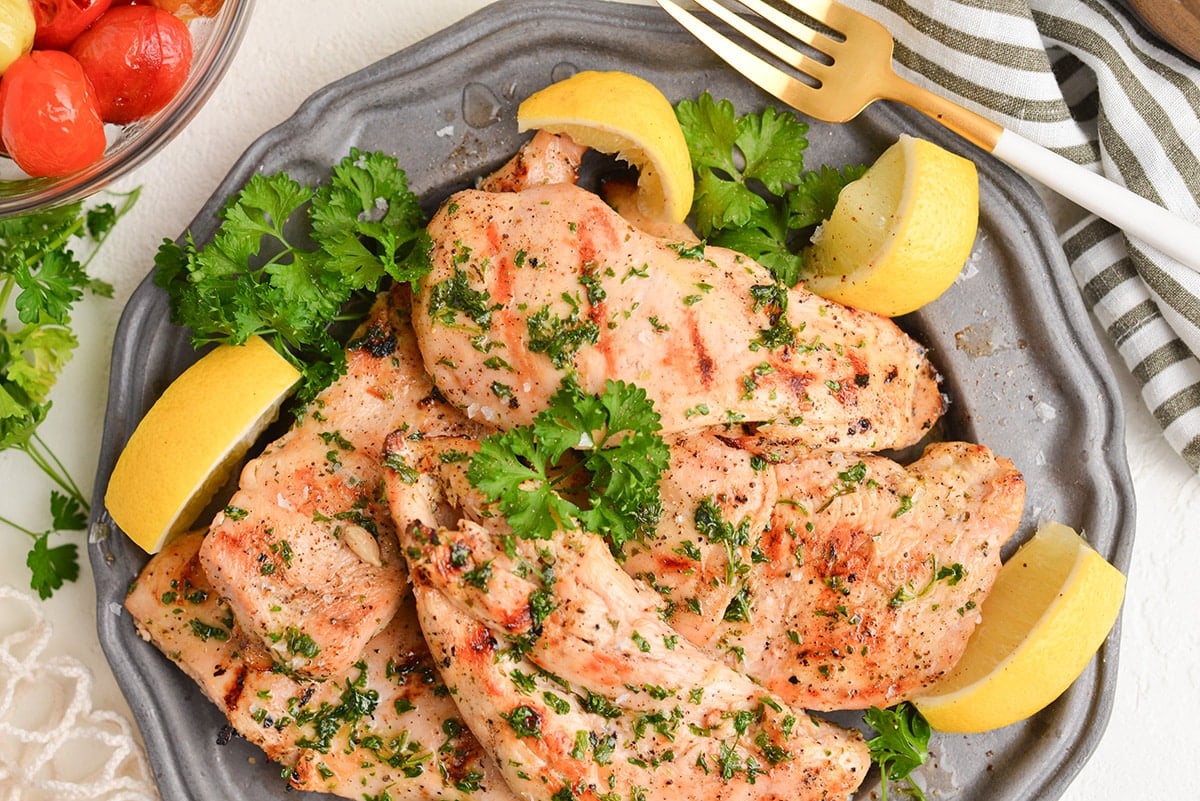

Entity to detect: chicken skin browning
[125,531,516,800]
[413,182,944,451]
[625,432,1026,710]
[381,437,871,801]
[199,285,488,678]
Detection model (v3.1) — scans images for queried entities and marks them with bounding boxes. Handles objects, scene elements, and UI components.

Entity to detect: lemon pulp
[805,134,979,317]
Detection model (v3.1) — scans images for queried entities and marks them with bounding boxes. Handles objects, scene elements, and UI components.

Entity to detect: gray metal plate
[88,1,1135,799]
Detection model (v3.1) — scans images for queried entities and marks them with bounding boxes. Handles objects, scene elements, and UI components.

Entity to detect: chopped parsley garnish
[427,263,500,330]
[694,497,760,586]
[502,705,542,738]
[526,294,600,369]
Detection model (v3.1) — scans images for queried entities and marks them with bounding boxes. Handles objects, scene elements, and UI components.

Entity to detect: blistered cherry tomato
[68,4,191,124]
[0,50,106,176]
[31,0,113,50]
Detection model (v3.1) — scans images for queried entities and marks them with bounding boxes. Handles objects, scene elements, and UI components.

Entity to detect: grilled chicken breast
[125,129,1019,801]
[383,426,1023,712]
[125,531,515,800]
[382,441,871,801]
[626,432,1026,710]
[413,182,944,451]
[199,285,487,678]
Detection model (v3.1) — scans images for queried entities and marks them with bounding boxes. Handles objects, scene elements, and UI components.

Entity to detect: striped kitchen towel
[845,0,1200,471]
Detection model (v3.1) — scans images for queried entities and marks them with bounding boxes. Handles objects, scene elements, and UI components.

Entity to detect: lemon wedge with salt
[805,134,979,317]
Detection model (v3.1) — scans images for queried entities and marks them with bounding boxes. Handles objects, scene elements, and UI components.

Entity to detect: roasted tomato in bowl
[0,48,106,176]
[31,0,112,49]
[0,0,238,183]
[70,5,193,123]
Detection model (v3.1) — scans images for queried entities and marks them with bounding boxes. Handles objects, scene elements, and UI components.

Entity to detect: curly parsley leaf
[467,378,669,550]
[13,249,90,325]
[675,92,866,286]
[864,702,931,801]
[1,190,136,599]
[311,149,432,287]
[154,148,431,401]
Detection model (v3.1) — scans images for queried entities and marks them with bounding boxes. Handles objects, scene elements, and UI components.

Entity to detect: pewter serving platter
[88,1,1136,799]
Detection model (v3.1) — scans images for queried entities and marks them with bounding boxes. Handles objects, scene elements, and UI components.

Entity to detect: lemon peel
[912,521,1126,733]
[517,69,694,224]
[105,336,300,553]
[805,134,979,317]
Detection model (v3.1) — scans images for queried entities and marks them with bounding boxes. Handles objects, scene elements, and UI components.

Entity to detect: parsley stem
[17,434,89,511]
[78,188,141,272]
[0,275,14,312]
[0,513,41,539]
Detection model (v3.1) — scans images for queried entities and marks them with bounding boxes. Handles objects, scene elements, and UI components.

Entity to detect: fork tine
[778,0,897,52]
[656,0,825,109]
[733,0,842,54]
[688,0,803,69]
[691,0,838,71]
[777,0,864,35]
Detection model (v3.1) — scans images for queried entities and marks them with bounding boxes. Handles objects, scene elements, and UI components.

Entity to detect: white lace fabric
[0,585,158,801]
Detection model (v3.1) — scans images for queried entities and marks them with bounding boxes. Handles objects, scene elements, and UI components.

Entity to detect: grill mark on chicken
[414,182,943,453]
[126,531,515,800]
[687,310,716,388]
[383,457,871,801]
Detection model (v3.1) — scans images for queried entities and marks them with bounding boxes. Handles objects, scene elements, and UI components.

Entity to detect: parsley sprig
[864,702,932,801]
[675,93,866,287]
[467,378,669,551]
[154,148,432,400]
[1,190,139,598]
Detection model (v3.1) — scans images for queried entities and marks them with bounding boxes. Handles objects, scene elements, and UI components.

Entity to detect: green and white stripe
[851,0,1200,471]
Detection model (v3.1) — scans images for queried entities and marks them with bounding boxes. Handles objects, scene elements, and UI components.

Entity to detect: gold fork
[656,0,1200,272]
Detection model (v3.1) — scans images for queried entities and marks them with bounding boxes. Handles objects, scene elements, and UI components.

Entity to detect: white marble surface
[2,1,1198,799]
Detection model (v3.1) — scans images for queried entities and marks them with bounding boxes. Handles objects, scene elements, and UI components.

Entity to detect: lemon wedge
[912,521,1126,733]
[105,336,300,554]
[517,69,694,223]
[805,134,979,317]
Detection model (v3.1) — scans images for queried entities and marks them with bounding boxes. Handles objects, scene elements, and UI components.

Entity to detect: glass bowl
[0,0,256,218]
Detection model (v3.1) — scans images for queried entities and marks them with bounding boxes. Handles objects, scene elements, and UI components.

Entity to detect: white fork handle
[992,128,1200,271]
